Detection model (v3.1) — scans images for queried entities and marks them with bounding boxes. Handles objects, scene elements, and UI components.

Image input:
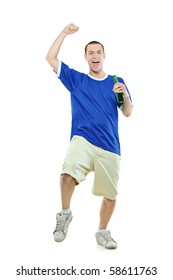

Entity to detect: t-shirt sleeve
[54,61,83,93]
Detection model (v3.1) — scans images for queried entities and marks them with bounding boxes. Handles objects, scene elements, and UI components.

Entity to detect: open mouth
[92,61,100,67]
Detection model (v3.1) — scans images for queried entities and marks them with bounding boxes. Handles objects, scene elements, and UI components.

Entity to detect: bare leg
[60,174,76,209]
[99,197,116,229]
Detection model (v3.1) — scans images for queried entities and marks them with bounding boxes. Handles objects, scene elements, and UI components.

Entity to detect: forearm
[46,31,66,70]
[121,94,133,117]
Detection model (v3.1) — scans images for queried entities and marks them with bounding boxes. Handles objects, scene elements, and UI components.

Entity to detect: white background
[0,0,173,279]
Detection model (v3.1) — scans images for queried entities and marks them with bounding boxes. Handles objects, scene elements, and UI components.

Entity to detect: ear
[84,54,87,61]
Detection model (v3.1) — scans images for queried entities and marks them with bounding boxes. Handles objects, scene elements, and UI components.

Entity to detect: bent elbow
[123,109,133,117]
[124,112,132,117]
[122,103,133,117]
[45,55,51,64]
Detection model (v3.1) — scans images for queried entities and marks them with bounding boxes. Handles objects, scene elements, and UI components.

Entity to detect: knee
[60,173,76,187]
[104,197,116,207]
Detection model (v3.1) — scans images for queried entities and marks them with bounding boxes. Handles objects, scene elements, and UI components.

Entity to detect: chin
[92,69,100,73]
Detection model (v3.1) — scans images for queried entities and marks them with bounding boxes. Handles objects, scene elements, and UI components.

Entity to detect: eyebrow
[88,49,103,53]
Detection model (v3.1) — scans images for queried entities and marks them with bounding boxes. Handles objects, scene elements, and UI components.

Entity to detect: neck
[89,69,106,79]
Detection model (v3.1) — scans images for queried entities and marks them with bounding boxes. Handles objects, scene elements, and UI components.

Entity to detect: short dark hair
[84,41,104,54]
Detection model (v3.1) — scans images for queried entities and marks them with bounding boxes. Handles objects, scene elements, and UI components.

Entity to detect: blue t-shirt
[55,61,131,155]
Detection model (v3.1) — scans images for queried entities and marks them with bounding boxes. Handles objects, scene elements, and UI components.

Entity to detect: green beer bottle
[113,75,124,104]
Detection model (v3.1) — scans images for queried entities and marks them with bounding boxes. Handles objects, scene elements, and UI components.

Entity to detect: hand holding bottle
[113,76,128,104]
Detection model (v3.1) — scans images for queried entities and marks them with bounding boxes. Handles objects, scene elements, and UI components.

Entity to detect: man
[46,23,133,249]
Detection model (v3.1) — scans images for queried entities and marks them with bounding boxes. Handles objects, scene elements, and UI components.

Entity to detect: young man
[46,23,133,249]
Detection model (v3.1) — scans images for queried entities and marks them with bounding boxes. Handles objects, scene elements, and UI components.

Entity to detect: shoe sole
[54,237,66,242]
[97,242,117,249]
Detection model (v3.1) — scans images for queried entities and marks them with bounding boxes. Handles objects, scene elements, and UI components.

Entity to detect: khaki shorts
[61,136,121,200]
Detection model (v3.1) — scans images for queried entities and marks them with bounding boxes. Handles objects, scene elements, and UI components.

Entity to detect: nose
[92,53,98,60]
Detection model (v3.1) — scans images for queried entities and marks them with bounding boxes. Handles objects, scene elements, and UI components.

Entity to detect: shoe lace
[105,233,115,242]
[55,219,66,231]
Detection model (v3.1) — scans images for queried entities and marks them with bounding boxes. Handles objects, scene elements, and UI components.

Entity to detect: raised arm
[45,23,79,72]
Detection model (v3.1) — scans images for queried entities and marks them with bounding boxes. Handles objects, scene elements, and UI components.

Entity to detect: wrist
[123,91,129,99]
[60,30,68,39]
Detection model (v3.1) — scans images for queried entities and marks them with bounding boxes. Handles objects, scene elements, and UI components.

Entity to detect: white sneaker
[53,212,73,242]
[95,230,117,249]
